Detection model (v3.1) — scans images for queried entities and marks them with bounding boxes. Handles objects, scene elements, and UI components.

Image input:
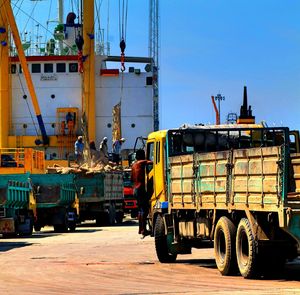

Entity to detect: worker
[112,137,125,166]
[89,140,100,166]
[99,137,109,159]
[131,149,152,238]
[66,112,73,123]
[66,112,74,135]
[75,136,84,165]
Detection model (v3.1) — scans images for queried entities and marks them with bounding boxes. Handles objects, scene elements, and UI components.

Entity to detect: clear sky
[13,0,300,130]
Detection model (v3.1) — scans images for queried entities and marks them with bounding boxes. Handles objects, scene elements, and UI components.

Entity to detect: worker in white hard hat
[74,136,84,164]
[112,137,125,166]
[99,136,109,160]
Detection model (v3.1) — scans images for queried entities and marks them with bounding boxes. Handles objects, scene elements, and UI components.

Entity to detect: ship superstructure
[0,1,159,162]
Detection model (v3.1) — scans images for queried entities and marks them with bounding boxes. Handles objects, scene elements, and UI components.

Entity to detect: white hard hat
[120,137,125,142]
[103,137,108,141]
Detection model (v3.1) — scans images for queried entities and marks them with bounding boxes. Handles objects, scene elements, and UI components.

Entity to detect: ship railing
[0,148,45,174]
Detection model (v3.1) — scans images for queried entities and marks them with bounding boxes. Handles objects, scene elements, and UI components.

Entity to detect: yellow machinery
[0,148,45,174]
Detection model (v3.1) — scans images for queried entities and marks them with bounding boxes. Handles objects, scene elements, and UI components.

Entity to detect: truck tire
[154,215,177,263]
[116,211,124,224]
[214,216,237,275]
[236,218,258,279]
[34,224,41,232]
[108,204,116,225]
[69,222,76,232]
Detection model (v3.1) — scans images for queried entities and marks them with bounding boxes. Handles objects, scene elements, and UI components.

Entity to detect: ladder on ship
[56,108,79,159]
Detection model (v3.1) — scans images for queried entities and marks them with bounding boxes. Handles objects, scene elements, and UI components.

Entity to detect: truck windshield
[167,127,290,156]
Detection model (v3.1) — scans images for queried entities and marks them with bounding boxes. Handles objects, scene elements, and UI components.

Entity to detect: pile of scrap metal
[46,151,121,174]
[46,162,121,174]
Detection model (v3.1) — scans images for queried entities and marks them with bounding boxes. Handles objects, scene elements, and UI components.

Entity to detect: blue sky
[14,0,300,130]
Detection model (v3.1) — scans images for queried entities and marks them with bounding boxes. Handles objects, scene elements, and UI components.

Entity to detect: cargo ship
[0,0,159,165]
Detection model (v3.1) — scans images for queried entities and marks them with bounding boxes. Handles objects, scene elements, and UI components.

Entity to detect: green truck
[0,173,35,237]
[30,174,78,232]
[75,171,124,225]
[146,125,300,278]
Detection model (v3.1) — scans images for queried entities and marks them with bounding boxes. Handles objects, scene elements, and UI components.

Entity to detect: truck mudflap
[0,218,15,234]
[284,208,300,254]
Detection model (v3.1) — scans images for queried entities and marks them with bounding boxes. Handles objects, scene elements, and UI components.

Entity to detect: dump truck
[75,171,124,225]
[146,125,300,278]
[30,174,78,232]
[0,173,36,237]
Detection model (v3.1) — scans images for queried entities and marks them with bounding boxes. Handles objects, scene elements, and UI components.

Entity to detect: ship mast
[149,0,159,131]
[58,0,64,55]
[82,0,96,142]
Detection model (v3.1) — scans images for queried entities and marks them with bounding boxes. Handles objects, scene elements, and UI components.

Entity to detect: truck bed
[169,146,291,211]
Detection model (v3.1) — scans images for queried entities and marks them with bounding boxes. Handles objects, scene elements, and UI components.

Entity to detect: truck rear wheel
[154,215,177,263]
[108,204,116,225]
[116,211,124,224]
[236,218,258,279]
[214,216,237,275]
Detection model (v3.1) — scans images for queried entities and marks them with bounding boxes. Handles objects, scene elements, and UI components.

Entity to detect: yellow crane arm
[3,1,49,145]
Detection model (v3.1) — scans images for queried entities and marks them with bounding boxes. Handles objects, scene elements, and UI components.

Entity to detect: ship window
[69,63,78,73]
[146,77,153,85]
[56,63,66,73]
[10,64,16,74]
[32,64,41,73]
[44,63,53,73]
[19,65,22,73]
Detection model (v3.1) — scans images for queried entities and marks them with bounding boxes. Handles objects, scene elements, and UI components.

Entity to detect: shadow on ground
[0,241,33,252]
[177,258,217,269]
[176,257,300,281]
[77,218,138,228]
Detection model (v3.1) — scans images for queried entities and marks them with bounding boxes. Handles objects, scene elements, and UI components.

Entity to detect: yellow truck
[146,125,300,278]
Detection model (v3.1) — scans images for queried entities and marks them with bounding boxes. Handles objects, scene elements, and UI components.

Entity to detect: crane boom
[3,1,49,145]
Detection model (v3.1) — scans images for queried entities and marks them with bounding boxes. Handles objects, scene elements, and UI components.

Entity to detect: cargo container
[76,171,124,225]
[0,173,36,237]
[30,174,78,232]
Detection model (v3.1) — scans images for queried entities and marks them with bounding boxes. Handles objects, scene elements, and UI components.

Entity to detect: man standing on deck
[75,136,84,165]
[112,138,125,165]
[99,137,109,160]
[131,149,152,238]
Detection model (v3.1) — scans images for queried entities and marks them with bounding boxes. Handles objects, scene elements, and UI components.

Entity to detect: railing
[0,148,45,174]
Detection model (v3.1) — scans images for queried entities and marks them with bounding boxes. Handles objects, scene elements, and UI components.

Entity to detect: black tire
[154,215,177,263]
[34,224,42,232]
[108,204,116,225]
[131,210,138,219]
[54,222,68,233]
[236,218,258,279]
[116,211,124,224]
[96,214,106,226]
[214,216,237,275]
[69,223,76,232]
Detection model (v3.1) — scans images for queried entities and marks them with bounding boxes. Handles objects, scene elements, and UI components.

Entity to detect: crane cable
[119,0,128,72]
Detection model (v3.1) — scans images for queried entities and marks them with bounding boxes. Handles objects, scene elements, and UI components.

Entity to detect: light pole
[215,93,225,124]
